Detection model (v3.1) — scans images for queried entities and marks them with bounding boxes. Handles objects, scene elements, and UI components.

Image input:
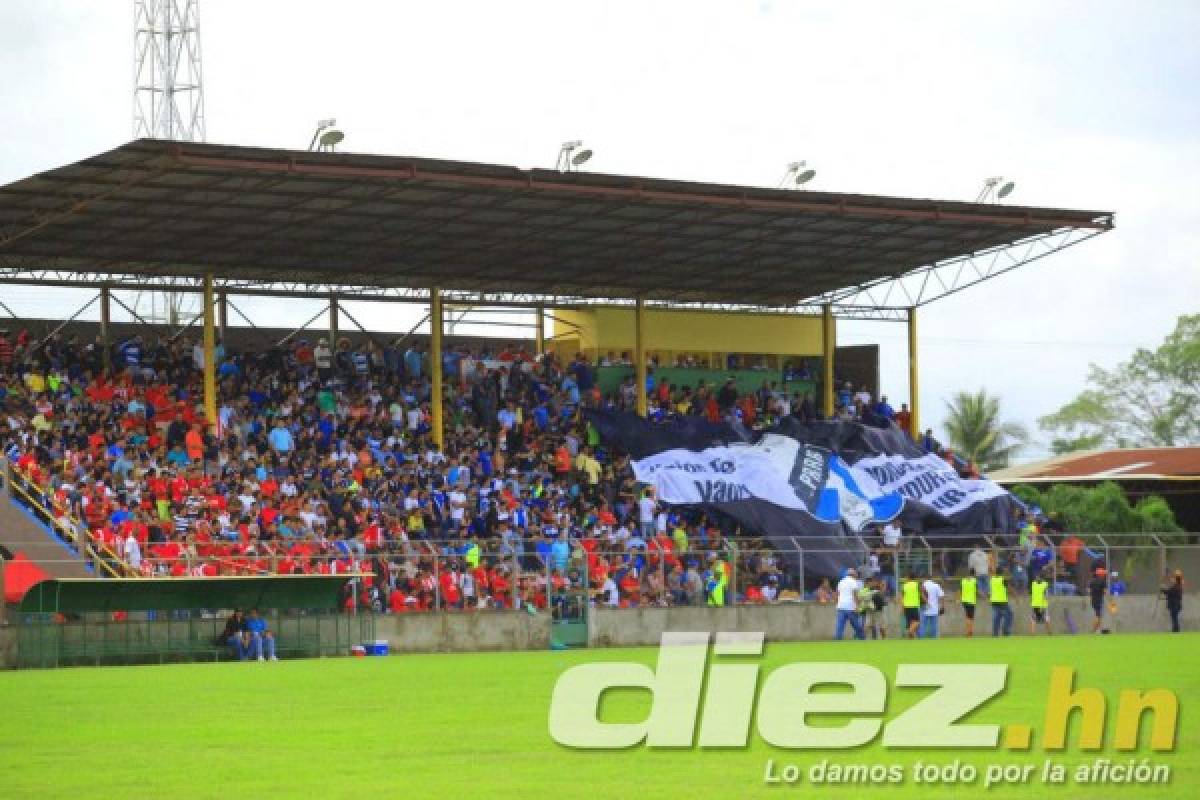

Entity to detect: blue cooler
[367,640,390,656]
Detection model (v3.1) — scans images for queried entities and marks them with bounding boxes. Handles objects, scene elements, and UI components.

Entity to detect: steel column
[217,289,228,342]
[430,287,445,451]
[535,304,545,355]
[822,303,835,418]
[100,285,112,373]
[635,297,647,416]
[202,273,217,433]
[907,307,920,438]
[328,292,339,344]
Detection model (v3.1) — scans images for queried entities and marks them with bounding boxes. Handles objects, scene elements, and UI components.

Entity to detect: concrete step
[0,490,93,579]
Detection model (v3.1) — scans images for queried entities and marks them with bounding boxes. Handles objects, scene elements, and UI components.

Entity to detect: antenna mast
[132,0,207,330]
[133,0,206,142]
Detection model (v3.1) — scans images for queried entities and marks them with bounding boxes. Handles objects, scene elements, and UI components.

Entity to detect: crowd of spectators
[2,326,883,613]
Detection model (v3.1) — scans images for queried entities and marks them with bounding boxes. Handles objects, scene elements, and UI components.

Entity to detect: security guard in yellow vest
[706,558,728,607]
[1030,571,1051,635]
[901,573,921,638]
[960,569,978,637]
[989,567,1013,637]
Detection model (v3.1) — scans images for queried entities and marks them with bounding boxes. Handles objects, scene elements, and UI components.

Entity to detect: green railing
[15,610,375,668]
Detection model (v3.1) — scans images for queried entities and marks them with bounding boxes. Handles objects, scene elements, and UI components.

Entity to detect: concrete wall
[0,626,14,668]
[374,610,549,654]
[553,307,825,357]
[4,594,1195,668]
[588,593,1199,647]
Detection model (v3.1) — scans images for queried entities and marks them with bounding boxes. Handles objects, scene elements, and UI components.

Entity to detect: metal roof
[16,574,364,612]
[992,447,1200,483]
[0,138,1113,309]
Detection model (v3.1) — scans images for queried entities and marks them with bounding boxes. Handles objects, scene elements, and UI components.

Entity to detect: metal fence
[783,532,1198,598]
[14,609,376,669]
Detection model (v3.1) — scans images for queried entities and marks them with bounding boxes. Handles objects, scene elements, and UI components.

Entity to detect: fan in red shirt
[438,569,461,609]
[92,525,118,553]
[618,572,640,604]
[489,569,509,608]
[119,517,149,548]
[168,474,189,504]
[362,521,384,552]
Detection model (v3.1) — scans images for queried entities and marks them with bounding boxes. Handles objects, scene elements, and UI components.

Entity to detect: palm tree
[942,389,1029,472]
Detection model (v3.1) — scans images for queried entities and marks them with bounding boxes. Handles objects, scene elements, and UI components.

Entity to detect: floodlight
[556,140,592,171]
[779,160,815,189]
[308,118,341,151]
[997,181,1015,199]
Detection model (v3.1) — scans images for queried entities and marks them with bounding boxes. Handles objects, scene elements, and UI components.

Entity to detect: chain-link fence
[782,532,1198,600]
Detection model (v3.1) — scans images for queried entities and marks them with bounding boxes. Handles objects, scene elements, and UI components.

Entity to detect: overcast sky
[2,1,1197,460]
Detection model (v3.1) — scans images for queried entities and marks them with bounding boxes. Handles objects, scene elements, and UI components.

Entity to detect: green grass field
[1,633,1195,798]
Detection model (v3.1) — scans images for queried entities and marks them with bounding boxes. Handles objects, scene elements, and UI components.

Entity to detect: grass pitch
[0,633,1195,799]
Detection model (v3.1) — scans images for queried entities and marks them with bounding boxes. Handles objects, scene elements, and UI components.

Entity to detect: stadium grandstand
[0,138,1115,641]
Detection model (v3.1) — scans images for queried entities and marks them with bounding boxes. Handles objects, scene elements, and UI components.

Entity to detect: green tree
[941,389,1029,471]
[1011,481,1182,539]
[1039,313,1200,450]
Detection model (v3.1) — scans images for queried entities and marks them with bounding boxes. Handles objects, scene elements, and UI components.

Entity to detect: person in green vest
[901,572,921,639]
[671,520,689,555]
[706,556,728,607]
[1030,570,1052,635]
[960,568,979,637]
[464,539,481,570]
[989,566,1013,637]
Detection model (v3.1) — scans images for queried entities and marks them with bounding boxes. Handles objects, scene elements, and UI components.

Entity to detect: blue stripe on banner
[815,488,841,522]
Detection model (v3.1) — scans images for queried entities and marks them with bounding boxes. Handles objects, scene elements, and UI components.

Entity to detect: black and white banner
[588,411,1018,577]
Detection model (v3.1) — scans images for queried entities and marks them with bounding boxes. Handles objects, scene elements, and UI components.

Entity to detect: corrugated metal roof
[0,139,1113,306]
[993,447,1200,482]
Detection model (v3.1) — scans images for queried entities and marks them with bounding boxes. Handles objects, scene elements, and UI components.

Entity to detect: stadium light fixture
[778,161,816,189]
[309,118,342,151]
[318,129,345,151]
[556,140,592,172]
[976,176,1016,203]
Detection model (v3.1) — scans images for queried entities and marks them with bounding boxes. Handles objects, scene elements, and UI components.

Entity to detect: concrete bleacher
[1,466,91,578]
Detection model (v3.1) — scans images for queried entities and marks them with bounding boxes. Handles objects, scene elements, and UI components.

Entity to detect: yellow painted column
[202,273,218,434]
[635,297,647,416]
[430,287,444,451]
[822,304,836,418]
[908,306,920,438]
[534,304,545,355]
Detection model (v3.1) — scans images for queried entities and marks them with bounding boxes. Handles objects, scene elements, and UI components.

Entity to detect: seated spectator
[244,608,278,661]
[218,609,248,660]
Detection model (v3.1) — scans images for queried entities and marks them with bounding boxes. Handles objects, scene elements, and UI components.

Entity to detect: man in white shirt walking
[834,568,865,640]
[920,576,945,639]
